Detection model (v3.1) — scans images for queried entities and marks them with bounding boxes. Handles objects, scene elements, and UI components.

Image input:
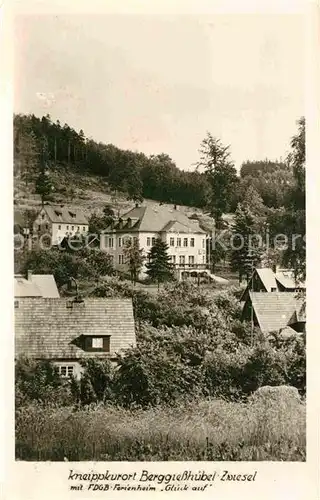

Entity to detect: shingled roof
[15,298,136,360]
[275,270,305,290]
[248,292,304,334]
[43,205,89,225]
[30,275,60,298]
[108,205,206,234]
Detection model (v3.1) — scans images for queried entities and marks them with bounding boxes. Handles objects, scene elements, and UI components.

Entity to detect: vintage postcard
[1,0,319,498]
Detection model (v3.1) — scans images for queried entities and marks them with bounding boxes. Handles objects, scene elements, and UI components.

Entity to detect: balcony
[172,263,208,270]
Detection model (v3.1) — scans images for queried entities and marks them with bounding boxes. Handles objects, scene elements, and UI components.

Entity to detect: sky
[14,10,305,171]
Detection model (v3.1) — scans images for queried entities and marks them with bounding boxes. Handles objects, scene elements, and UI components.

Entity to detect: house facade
[15,297,136,379]
[32,204,89,246]
[240,267,305,302]
[100,205,208,279]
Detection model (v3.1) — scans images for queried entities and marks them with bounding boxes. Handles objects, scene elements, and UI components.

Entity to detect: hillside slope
[14,164,211,222]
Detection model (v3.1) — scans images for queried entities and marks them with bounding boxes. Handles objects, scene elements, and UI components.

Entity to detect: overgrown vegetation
[14,115,306,461]
[15,281,306,461]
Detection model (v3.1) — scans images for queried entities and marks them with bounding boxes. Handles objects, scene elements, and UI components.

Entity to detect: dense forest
[14,113,295,211]
[14,113,305,280]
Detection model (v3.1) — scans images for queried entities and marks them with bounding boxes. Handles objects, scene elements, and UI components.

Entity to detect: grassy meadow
[16,397,305,462]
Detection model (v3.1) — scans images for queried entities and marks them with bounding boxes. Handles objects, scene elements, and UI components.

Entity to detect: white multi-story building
[100,204,208,279]
[33,204,89,245]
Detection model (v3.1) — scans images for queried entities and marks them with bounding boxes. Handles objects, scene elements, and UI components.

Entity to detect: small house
[241,291,305,335]
[32,204,89,246]
[15,297,136,378]
[14,271,60,298]
[240,267,305,302]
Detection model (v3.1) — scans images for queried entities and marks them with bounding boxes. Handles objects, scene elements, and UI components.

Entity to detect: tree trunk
[54,137,57,162]
[68,140,71,163]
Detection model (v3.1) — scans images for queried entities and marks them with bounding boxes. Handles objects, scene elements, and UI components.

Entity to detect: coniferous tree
[196,133,238,225]
[230,204,263,283]
[146,238,174,288]
[123,239,145,285]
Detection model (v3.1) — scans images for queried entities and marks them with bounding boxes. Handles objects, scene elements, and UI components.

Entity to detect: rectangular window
[152,237,156,246]
[71,226,74,231]
[183,238,188,247]
[77,226,80,231]
[38,225,41,231]
[58,225,61,230]
[45,224,49,230]
[108,237,114,248]
[179,256,185,265]
[171,255,176,264]
[83,226,86,231]
[188,256,195,264]
[66,225,69,230]
[202,239,205,248]
[190,238,195,247]
[118,237,122,247]
[133,237,138,244]
[41,214,45,220]
[92,338,103,348]
[147,237,151,246]
[170,237,174,246]
[118,255,124,265]
[177,238,181,247]
[58,365,74,378]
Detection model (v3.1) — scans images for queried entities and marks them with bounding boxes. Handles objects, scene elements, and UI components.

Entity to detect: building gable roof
[249,292,303,334]
[240,268,278,301]
[111,205,206,234]
[256,268,278,291]
[14,276,42,298]
[30,275,60,298]
[43,205,89,225]
[15,298,136,359]
[161,220,197,234]
[275,270,305,289]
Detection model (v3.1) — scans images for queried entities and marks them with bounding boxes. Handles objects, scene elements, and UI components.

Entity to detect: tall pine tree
[146,238,173,288]
[123,239,145,285]
[230,204,263,283]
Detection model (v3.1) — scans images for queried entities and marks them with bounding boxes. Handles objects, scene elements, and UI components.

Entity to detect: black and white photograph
[11,1,308,470]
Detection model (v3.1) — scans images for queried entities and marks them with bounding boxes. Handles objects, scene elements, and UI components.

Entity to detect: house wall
[33,208,88,245]
[101,230,207,277]
[33,208,52,237]
[52,360,83,380]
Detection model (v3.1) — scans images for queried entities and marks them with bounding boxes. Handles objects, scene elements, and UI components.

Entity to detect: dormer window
[92,338,103,349]
[84,335,110,352]
[69,211,76,218]
[54,210,62,217]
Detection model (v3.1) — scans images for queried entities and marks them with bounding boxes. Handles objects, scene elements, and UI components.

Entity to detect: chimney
[27,269,33,281]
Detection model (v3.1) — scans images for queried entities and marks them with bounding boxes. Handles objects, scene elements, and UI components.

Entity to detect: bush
[15,357,73,406]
